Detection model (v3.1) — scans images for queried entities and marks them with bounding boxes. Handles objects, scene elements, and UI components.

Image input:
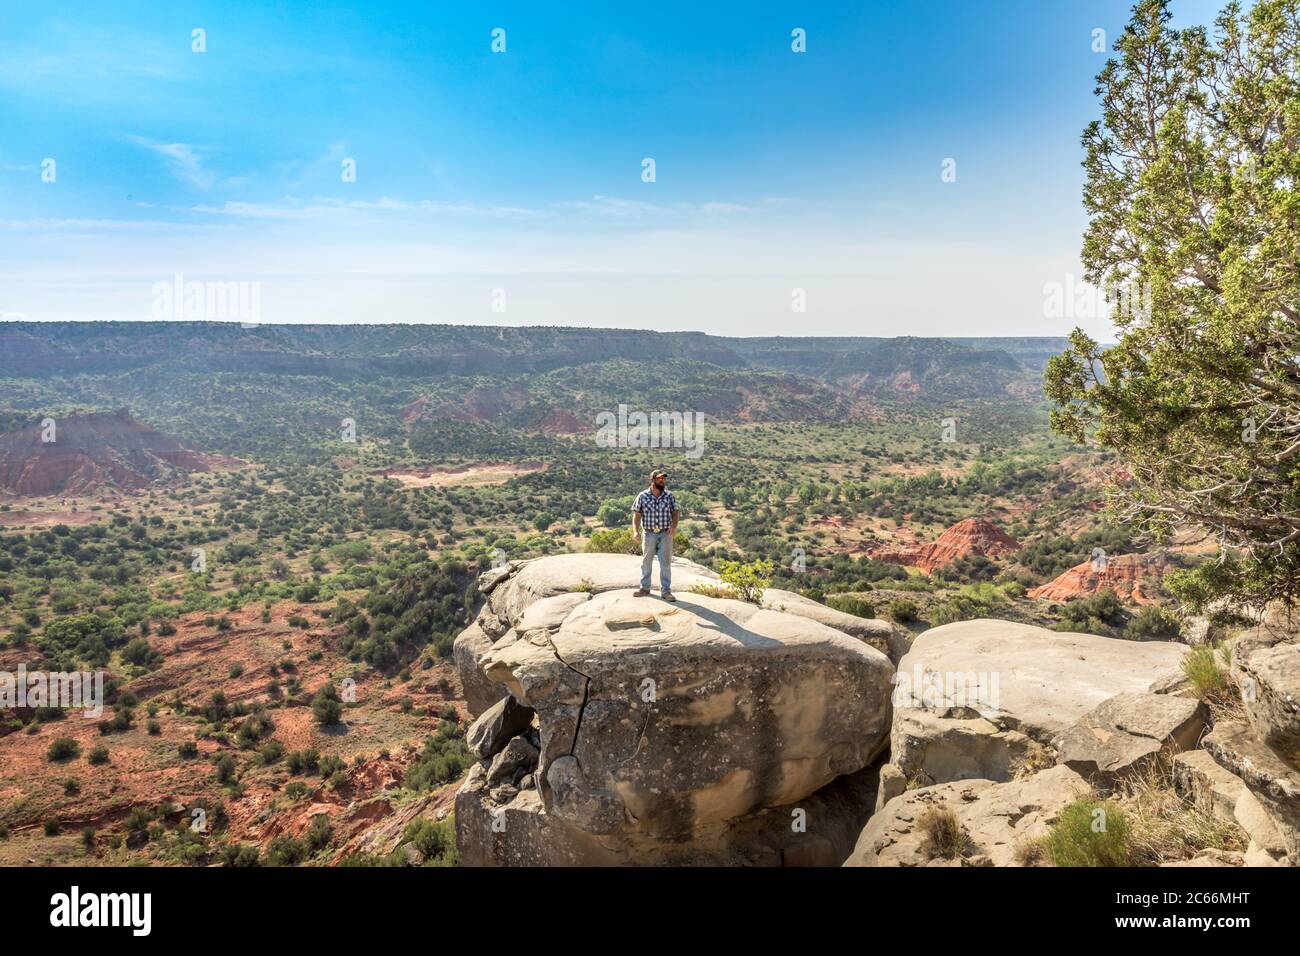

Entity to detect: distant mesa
[872,516,1021,575]
[1028,552,1168,605]
[0,409,236,496]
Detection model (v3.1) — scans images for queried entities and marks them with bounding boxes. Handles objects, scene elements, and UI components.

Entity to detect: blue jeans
[641,530,673,592]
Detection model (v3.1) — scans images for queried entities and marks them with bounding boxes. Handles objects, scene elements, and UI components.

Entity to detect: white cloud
[127,135,215,189]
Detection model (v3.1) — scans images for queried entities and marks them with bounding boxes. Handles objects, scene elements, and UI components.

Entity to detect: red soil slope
[0,409,235,496]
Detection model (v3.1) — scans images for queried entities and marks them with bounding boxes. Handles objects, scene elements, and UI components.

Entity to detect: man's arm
[632,494,643,536]
[670,506,679,533]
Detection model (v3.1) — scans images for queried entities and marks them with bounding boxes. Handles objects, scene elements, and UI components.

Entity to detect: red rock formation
[1028,552,1167,605]
[873,517,1021,574]
[0,409,229,496]
[537,408,585,434]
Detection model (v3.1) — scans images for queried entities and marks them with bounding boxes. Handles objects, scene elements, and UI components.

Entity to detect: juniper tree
[1046,0,1300,609]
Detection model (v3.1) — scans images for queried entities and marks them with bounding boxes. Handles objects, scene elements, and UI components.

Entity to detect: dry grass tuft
[1012,742,1057,779]
[917,803,969,860]
[1112,763,1247,865]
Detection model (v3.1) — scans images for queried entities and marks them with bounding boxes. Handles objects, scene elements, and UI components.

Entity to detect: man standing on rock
[632,468,679,601]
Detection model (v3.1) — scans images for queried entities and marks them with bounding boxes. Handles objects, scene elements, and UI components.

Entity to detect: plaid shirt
[633,488,677,532]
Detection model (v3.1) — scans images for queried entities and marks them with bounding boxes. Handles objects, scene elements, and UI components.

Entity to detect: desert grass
[1043,798,1132,866]
[1112,764,1246,865]
[917,804,969,860]
[1182,640,1247,724]
[687,583,734,600]
[1035,764,1246,867]
[1011,741,1057,779]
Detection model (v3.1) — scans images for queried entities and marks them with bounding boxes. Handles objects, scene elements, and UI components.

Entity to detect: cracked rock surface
[454,553,895,865]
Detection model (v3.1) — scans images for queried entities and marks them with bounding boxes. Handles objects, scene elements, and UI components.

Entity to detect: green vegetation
[46,737,80,762]
[826,594,875,618]
[311,684,343,727]
[401,816,458,866]
[1183,642,1233,700]
[1047,0,1300,610]
[404,721,473,791]
[1044,799,1132,867]
[715,559,774,605]
[930,583,1016,626]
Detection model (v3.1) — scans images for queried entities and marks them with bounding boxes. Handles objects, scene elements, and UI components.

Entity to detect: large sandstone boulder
[1230,625,1300,767]
[455,554,896,865]
[890,620,1189,785]
[488,589,893,837]
[1054,692,1206,788]
[844,765,1091,867]
[1203,720,1299,862]
[452,620,507,718]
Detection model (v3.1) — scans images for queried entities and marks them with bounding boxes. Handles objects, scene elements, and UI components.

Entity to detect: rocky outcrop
[454,553,896,866]
[1186,613,1300,867]
[844,765,1092,867]
[466,696,536,761]
[1173,749,1246,823]
[872,517,1021,575]
[456,757,886,867]
[1203,720,1299,863]
[1053,692,1206,788]
[890,619,1188,785]
[0,409,232,496]
[1027,552,1168,605]
[890,709,1036,787]
[452,621,507,717]
[1230,625,1300,766]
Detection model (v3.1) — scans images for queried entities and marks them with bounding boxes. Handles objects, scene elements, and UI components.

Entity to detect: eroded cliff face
[872,517,1022,575]
[0,409,231,496]
[454,553,898,866]
[1028,552,1168,604]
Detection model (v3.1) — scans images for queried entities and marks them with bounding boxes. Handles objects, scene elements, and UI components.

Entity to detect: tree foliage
[1046,0,1300,609]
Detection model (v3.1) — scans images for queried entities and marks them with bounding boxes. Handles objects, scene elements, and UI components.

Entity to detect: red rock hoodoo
[873,517,1021,575]
[1028,552,1167,605]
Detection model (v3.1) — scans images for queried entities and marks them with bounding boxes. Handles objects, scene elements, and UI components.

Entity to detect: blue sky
[0,0,1223,335]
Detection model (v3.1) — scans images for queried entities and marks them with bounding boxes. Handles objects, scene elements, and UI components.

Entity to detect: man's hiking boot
[662,591,677,602]
[633,588,650,597]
